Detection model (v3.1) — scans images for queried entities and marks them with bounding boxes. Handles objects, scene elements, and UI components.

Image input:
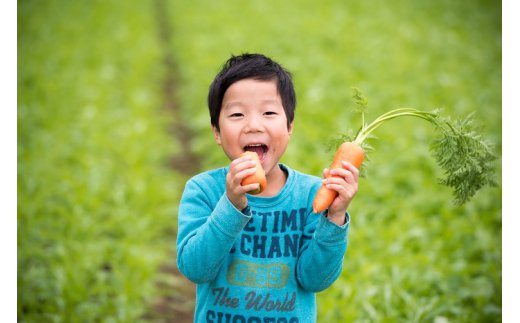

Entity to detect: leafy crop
[18,1,183,321]
[430,114,498,205]
[18,0,501,322]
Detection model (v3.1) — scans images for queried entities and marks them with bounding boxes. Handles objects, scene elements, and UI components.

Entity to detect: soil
[144,0,200,321]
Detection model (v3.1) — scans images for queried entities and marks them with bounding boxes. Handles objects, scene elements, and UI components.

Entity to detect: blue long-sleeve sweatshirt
[176,164,350,322]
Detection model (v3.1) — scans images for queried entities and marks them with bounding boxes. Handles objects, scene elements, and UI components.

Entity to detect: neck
[258,164,287,197]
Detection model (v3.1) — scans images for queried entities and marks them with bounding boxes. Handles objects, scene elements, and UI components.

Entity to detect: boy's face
[213,78,293,178]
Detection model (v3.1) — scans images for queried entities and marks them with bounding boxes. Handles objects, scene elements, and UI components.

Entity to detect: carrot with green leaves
[312,142,364,213]
[312,88,497,213]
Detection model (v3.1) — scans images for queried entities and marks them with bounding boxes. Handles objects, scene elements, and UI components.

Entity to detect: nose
[244,116,264,133]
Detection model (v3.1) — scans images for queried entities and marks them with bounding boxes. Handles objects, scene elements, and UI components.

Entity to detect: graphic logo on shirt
[229,208,307,259]
[204,208,309,322]
[207,287,298,323]
[227,260,290,288]
[226,207,306,290]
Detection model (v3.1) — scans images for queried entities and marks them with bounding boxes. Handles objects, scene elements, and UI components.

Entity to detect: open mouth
[243,144,268,162]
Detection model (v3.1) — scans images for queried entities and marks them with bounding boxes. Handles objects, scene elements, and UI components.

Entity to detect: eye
[264,111,278,116]
[228,112,244,118]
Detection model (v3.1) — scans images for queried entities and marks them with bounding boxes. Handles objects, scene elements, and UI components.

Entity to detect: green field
[19,0,501,322]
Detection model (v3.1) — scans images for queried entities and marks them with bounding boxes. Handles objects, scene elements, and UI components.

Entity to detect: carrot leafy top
[338,88,497,205]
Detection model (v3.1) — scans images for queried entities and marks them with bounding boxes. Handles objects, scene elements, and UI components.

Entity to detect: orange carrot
[311,88,496,209]
[240,151,267,195]
[312,142,365,213]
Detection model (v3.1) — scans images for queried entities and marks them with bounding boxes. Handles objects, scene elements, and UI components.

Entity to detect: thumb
[322,168,330,178]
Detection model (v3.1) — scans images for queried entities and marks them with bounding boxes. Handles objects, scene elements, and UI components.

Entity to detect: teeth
[244,144,265,149]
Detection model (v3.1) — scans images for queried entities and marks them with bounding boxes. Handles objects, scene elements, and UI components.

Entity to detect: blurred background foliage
[18,0,501,322]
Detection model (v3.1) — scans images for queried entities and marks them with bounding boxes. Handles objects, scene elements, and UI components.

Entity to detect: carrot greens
[346,88,497,205]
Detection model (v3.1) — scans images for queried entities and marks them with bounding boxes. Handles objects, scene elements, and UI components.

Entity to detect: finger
[231,154,255,167]
[324,175,350,187]
[324,183,357,202]
[322,168,330,178]
[230,158,257,175]
[341,161,360,178]
[236,166,258,181]
[227,163,256,191]
[228,175,258,196]
[329,168,356,183]
[324,179,358,197]
[242,183,260,193]
[324,182,348,194]
[227,166,257,189]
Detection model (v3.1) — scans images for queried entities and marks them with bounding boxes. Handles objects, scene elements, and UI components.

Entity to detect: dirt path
[144,0,199,321]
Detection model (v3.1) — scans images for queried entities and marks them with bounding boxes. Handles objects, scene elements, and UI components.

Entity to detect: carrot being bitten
[240,151,267,195]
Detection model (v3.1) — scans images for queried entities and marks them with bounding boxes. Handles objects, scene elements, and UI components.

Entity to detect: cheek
[282,128,292,139]
[273,131,291,150]
[219,128,241,147]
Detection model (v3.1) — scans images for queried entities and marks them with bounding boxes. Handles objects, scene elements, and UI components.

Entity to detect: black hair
[208,53,296,131]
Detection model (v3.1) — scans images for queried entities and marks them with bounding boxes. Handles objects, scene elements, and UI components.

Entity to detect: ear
[212,126,222,145]
[287,122,294,136]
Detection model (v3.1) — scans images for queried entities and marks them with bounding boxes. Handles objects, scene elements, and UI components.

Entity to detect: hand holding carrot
[321,161,360,225]
[313,142,364,214]
[226,154,261,210]
[240,151,267,195]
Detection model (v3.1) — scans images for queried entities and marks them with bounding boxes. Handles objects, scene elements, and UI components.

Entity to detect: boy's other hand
[226,155,260,210]
[322,161,359,225]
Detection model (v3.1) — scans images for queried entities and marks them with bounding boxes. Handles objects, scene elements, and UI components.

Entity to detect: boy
[176,53,359,322]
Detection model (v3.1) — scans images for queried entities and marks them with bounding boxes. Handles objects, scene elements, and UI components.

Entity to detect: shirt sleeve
[295,211,350,292]
[176,178,251,284]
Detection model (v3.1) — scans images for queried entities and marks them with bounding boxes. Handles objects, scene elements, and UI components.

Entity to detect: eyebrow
[223,99,282,110]
[262,99,282,106]
[221,102,244,111]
